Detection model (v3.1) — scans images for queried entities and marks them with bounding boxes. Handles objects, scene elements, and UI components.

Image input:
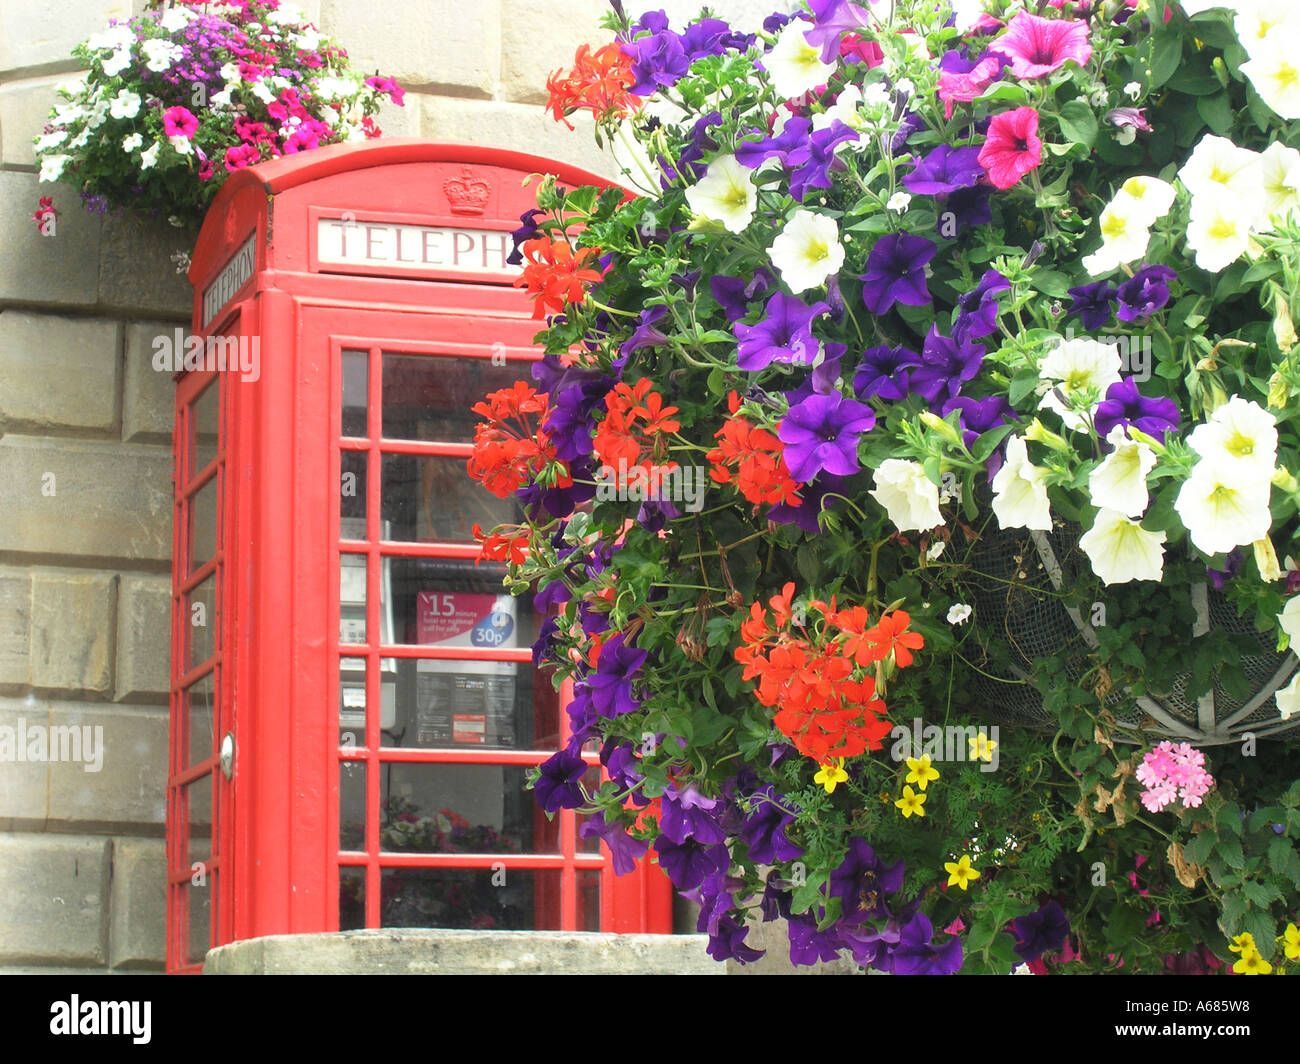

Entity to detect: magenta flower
[223,143,262,172]
[978,107,1042,190]
[365,75,406,106]
[162,106,199,139]
[938,55,1003,119]
[990,12,1092,80]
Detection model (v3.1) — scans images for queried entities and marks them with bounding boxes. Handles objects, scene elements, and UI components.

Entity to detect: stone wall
[0,0,619,975]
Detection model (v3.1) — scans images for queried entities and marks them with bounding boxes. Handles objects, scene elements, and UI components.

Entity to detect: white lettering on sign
[316,217,516,277]
[201,234,256,328]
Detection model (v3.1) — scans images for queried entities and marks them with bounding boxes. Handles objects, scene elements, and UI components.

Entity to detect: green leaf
[976,81,1029,106]
[1030,270,1073,299]
[1057,99,1098,149]
[1268,835,1300,886]
[1218,835,1246,871]
[1242,879,1280,908]
[1148,29,1185,90]
[1195,91,1234,135]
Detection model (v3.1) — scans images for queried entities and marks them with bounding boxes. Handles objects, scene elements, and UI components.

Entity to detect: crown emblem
[443,167,491,215]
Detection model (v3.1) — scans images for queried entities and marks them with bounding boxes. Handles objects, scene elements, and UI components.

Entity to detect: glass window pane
[340,553,367,644]
[185,576,216,670]
[388,557,535,648]
[380,762,558,854]
[340,450,367,529]
[382,354,530,443]
[185,771,213,870]
[381,453,518,543]
[188,474,218,574]
[339,656,398,746]
[339,867,366,930]
[191,382,219,478]
[340,760,366,851]
[186,674,216,767]
[577,869,601,932]
[342,350,368,438]
[379,868,561,930]
[185,878,214,966]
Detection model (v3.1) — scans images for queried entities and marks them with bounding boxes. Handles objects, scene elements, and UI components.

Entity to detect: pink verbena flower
[989,12,1092,81]
[1140,779,1177,813]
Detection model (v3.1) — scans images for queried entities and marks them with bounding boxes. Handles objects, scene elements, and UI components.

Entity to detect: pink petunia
[162,106,199,139]
[365,75,406,106]
[978,107,1042,189]
[223,143,262,172]
[989,12,1092,80]
[939,55,1004,119]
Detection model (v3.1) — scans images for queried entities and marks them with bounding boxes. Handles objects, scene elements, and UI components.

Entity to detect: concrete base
[203,929,725,975]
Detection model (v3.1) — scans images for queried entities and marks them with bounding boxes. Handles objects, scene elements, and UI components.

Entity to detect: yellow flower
[895,785,927,819]
[1283,923,1300,962]
[1232,948,1272,975]
[905,754,940,791]
[1228,931,1257,955]
[944,854,980,891]
[814,759,849,794]
[969,734,998,762]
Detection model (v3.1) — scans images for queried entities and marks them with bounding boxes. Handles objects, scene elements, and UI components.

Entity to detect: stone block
[97,212,194,317]
[122,322,176,443]
[0,75,64,167]
[0,171,102,308]
[0,311,119,433]
[0,569,31,688]
[205,928,725,974]
[419,96,618,181]
[30,570,116,697]
[0,437,172,563]
[499,0,609,105]
[109,837,166,969]
[0,698,49,827]
[0,833,109,966]
[726,910,861,975]
[45,701,167,830]
[114,573,170,701]
[319,0,500,97]
[0,0,131,77]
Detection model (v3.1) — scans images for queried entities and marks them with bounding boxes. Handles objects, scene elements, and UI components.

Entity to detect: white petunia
[1080,509,1167,585]
[927,540,947,562]
[870,459,944,532]
[684,154,757,234]
[1235,1,1300,55]
[140,142,160,170]
[169,135,192,155]
[769,209,844,293]
[108,89,141,120]
[86,25,134,52]
[1279,595,1300,647]
[101,47,133,78]
[1241,31,1300,119]
[249,78,276,105]
[991,436,1053,531]
[1038,337,1123,432]
[160,7,192,31]
[122,132,143,152]
[887,191,912,212]
[1178,134,1264,203]
[1089,426,1156,518]
[812,84,871,139]
[1274,672,1300,720]
[947,603,972,625]
[38,154,70,182]
[1184,197,1254,273]
[1187,396,1278,479]
[220,61,243,83]
[1114,176,1176,228]
[141,38,183,73]
[210,86,235,109]
[1082,195,1152,276]
[1174,456,1273,556]
[1258,140,1300,225]
[764,21,836,100]
[34,129,69,151]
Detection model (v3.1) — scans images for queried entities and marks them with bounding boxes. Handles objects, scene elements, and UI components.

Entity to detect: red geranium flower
[978,107,1042,190]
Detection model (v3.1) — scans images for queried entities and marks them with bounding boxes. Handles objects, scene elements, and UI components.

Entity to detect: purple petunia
[579,811,648,875]
[854,344,921,402]
[939,184,992,235]
[860,233,937,315]
[779,392,875,481]
[1116,264,1177,323]
[903,144,986,197]
[653,835,729,891]
[735,291,829,371]
[953,268,1010,342]
[768,472,849,534]
[1092,376,1181,442]
[909,325,986,404]
[828,837,905,923]
[586,632,648,718]
[1066,280,1118,330]
[739,785,804,864]
[890,913,964,975]
[802,0,875,64]
[660,781,727,845]
[1009,899,1071,963]
[534,749,588,813]
[710,267,777,323]
[736,116,813,171]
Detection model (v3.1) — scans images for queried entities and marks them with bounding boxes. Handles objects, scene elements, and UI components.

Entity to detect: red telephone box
[171,139,671,974]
